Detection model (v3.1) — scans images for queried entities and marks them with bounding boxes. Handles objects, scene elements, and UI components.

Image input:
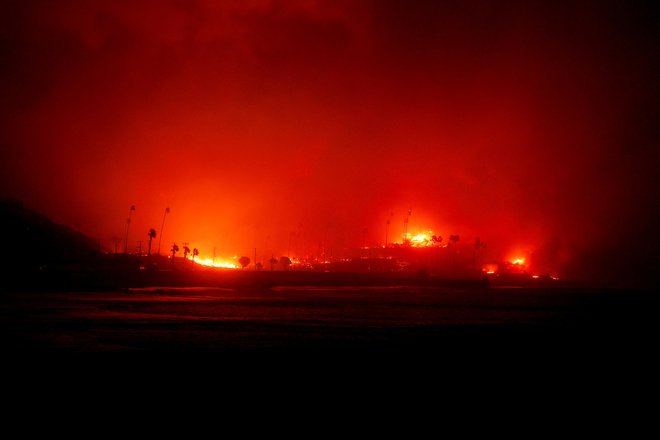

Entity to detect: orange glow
[504,257,529,274]
[397,231,441,247]
[196,257,239,269]
[410,232,431,246]
[4,2,656,290]
[482,263,498,274]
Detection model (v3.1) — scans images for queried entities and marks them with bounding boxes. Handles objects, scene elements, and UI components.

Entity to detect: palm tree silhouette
[183,245,191,262]
[147,228,157,256]
[170,243,179,269]
[192,248,199,263]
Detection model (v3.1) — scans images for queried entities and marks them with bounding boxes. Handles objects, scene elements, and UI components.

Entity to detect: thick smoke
[1,1,658,285]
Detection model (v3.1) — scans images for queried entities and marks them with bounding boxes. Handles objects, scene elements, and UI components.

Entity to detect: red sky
[1,1,659,281]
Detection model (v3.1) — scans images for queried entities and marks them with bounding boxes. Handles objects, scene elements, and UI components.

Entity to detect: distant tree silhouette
[269,256,278,271]
[432,235,443,245]
[279,256,292,270]
[192,248,199,263]
[147,228,157,256]
[449,234,460,246]
[183,245,190,261]
[239,256,250,269]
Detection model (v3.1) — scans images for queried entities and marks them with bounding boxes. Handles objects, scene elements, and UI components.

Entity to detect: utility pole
[385,212,393,248]
[137,240,142,256]
[403,208,411,247]
[385,219,390,248]
[157,207,170,256]
[124,205,135,254]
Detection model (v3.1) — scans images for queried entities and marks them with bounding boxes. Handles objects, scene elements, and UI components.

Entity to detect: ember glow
[482,264,498,275]
[407,231,436,247]
[409,234,430,247]
[390,230,445,247]
[196,257,239,270]
[1,1,658,286]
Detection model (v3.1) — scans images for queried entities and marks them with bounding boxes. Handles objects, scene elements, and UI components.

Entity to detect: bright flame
[482,263,498,274]
[505,257,528,273]
[399,230,440,247]
[196,257,239,269]
[410,232,431,246]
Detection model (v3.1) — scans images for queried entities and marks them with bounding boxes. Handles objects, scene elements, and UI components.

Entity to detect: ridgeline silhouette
[1,200,99,269]
[0,200,494,292]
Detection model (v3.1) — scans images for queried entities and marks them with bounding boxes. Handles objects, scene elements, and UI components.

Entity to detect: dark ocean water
[2,284,658,414]
[1,285,656,357]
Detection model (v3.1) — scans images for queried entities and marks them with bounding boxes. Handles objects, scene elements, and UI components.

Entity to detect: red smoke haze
[1,1,658,283]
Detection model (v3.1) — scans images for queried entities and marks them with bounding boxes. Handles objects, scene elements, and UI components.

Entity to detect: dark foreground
[3,288,659,413]
[1,285,657,362]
